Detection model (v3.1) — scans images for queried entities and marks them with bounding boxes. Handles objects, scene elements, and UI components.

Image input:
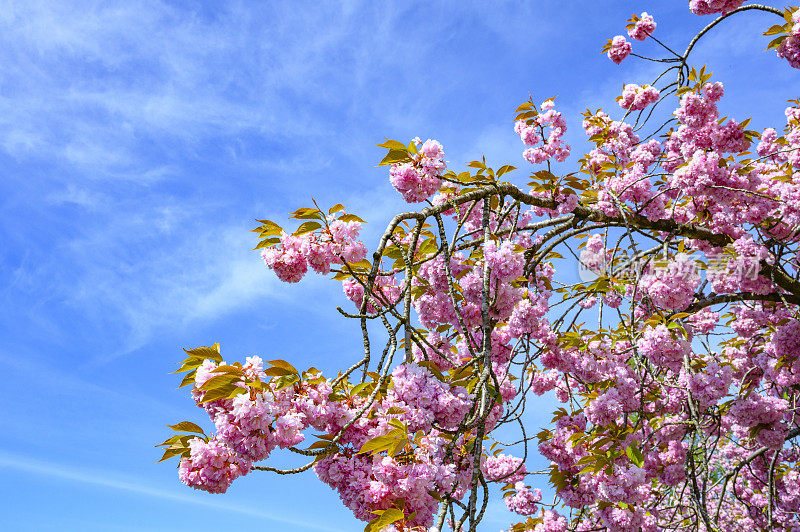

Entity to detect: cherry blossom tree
[159,3,800,531]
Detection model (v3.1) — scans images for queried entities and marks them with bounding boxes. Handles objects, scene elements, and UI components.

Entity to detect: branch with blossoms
[159,3,800,531]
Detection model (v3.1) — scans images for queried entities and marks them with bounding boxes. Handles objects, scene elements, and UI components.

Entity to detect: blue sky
[1,1,798,530]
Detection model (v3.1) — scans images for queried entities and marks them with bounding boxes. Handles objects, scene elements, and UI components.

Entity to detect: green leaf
[173,357,205,373]
[200,373,240,390]
[496,164,517,177]
[764,23,788,36]
[290,207,324,220]
[376,139,408,151]
[306,440,334,451]
[157,446,187,463]
[359,430,404,455]
[156,434,190,447]
[264,366,296,377]
[347,259,372,270]
[533,169,557,182]
[417,360,446,382]
[304,366,322,377]
[199,384,240,403]
[273,374,300,390]
[328,203,345,214]
[168,421,206,434]
[351,382,374,396]
[339,213,367,223]
[588,276,610,293]
[767,35,787,50]
[213,364,243,375]
[625,445,645,467]
[267,359,299,375]
[359,434,396,454]
[378,149,412,166]
[389,437,406,457]
[178,370,198,388]
[184,345,222,363]
[515,110,538,120]
[364,508,404,532]
[387,418,407,432]
[290,207,319,218]
[295,221,322,236]
[255,219,280,227]
[327,391,347,401]
[255,225,282,237]
[254,237,281,250]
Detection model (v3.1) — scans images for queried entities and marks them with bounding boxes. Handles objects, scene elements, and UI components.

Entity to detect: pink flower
[343,274,401,313]
[619,84,660,111]
[420,138,444,159]
[516,99,571,167]
[178,438,251,494]
[261,233,309,283]
[586,234,605,253]
[505,482,542,515]
[628,12,656,41]
[388,139,446,203]
[637,324,692,372]
[702,81,724,102]
[778,35,800,69]
[607,36,632,64]
[515,120,541,146]
[640,254,700,311]
[215,393,277,461]
[689,0,744,15]
[483,454,527,483]
[484,240,525,282]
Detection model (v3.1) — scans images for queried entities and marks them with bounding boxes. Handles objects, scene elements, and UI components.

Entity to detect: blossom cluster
[607,36,632,65]
[777,10,800,68]
[618,84,660,111]
[389,139,447,203]
[627,12,656,41]
[174,348,538,528]
[514,99,571,165]
[261,216,367,283]
[689,0,744,15]
[254,83,800,529]
[166,4,800,531]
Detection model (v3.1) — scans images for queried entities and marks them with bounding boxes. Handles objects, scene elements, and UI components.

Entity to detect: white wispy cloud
[0,450,344,532]
[0,0,445,175]
[0,0,485,359]
[66,213,283,361]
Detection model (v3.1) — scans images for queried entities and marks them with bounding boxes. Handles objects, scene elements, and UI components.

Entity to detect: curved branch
[680,4,785,85]
[683,290,800,313]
